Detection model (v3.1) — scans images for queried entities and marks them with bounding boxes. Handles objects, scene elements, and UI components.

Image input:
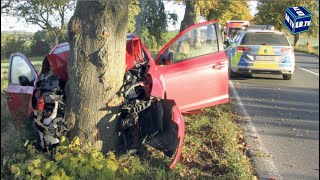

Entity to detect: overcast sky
[1,1,257,32]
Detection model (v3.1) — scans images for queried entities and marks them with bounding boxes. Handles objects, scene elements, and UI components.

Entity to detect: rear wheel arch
[283,74,293,80]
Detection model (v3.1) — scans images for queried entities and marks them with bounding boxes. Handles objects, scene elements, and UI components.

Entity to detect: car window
[168,24,219,63]
[241,32,290,46]
[10,56,35,86]
[53,44,70,54]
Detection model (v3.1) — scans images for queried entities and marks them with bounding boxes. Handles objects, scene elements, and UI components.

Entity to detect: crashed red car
[5,20,229,169]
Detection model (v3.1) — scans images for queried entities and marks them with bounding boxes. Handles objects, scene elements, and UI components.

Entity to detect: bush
[3,137,120,179]
[1,35,29,59]
[29,40,51,57]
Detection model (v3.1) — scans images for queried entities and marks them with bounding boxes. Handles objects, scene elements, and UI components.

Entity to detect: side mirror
[18,75,32,86]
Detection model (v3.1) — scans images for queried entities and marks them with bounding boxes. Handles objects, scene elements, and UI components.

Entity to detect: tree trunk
[294,34,300,47]
[180,0,197,32]
[67,0,129,152]
[54,34,59,45]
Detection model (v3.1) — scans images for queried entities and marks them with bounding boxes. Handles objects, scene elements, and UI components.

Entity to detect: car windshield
[240,32,290,46]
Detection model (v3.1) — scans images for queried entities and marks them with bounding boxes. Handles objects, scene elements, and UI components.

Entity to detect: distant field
[1,56,43,81]
[288,37,319,47]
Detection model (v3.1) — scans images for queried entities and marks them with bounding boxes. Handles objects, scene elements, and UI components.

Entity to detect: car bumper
[231,65,295,75]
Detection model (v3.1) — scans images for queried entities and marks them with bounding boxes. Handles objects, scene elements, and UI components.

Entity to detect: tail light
[280,48,293,54]
[237,46,252,52]
[37,97,44,110]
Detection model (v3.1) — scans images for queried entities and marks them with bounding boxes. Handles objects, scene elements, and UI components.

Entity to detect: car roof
[240,30,285,35]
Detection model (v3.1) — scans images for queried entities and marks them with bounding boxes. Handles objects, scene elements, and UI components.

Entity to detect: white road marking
[297,66,319,76]
[229,81,283,180]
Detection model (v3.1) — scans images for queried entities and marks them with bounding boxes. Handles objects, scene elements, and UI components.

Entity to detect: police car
[225,25,295,80]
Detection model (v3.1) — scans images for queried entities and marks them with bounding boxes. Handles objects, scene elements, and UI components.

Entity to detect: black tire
[230,71,239,78]
[242,73,252,78]
[283,74,293,80]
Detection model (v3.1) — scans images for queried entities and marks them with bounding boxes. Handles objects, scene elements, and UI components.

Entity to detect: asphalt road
[231,52,319,180]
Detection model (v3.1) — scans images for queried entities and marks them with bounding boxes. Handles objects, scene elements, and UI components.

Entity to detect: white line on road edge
[297,66,319,76]
[229,81,283,180]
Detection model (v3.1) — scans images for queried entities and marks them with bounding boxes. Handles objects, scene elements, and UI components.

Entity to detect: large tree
[205,1,253,24]
[67,0,129,152]
[14,0,75,46]
[254,0,319,47]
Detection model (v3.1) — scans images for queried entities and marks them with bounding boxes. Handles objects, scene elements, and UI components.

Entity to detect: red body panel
[46,43,70,82]
[156,52,229,112]
[126,37,144,71]
[168,104,185,169]
[6,84,34,127]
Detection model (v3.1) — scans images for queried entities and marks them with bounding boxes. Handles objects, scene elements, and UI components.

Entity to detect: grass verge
[294,47,319,56]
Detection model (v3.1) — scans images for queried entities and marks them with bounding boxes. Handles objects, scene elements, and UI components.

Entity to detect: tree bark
[294,34,300,47]
[67,0,129,152]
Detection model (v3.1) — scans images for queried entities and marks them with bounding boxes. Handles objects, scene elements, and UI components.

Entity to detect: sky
[1,1,258,33]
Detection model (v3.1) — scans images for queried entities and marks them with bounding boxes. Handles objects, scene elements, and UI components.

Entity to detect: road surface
[231,52,319,180]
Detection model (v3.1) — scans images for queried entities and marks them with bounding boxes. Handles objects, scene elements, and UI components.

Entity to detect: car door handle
[212,64,226,69]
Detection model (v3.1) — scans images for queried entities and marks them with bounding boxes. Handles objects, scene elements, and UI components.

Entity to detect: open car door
[5,53,38,128]
[155,20,229,112]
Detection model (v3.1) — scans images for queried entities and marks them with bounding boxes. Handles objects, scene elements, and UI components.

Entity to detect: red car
[5,20,229,169]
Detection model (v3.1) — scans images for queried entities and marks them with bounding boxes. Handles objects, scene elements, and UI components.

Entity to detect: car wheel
[283,74,293,80]
[242,73,252,78]
[230,71,239,78]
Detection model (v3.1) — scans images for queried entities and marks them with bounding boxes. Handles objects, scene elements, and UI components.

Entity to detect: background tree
[14,0,75,46]
[1,33,29,59]
[67,0,129,151]
[205,1,253,24]
[253,0,319,47]
[179,0,253,32]
[29,30,51,57]
[127,0,141,32]
[135,0,170,49]
[1,0,15,14]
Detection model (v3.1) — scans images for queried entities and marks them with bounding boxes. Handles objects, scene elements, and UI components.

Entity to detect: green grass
[287,36,319,56]
[1,57,255,179]
[295,46,319,56]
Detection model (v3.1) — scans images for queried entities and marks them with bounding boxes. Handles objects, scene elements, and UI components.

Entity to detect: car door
[155,20,229,112]
[5,53,38,128]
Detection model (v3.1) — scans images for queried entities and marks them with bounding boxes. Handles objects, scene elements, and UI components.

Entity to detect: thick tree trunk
[294,34,300,47]
[67,0,129,152]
